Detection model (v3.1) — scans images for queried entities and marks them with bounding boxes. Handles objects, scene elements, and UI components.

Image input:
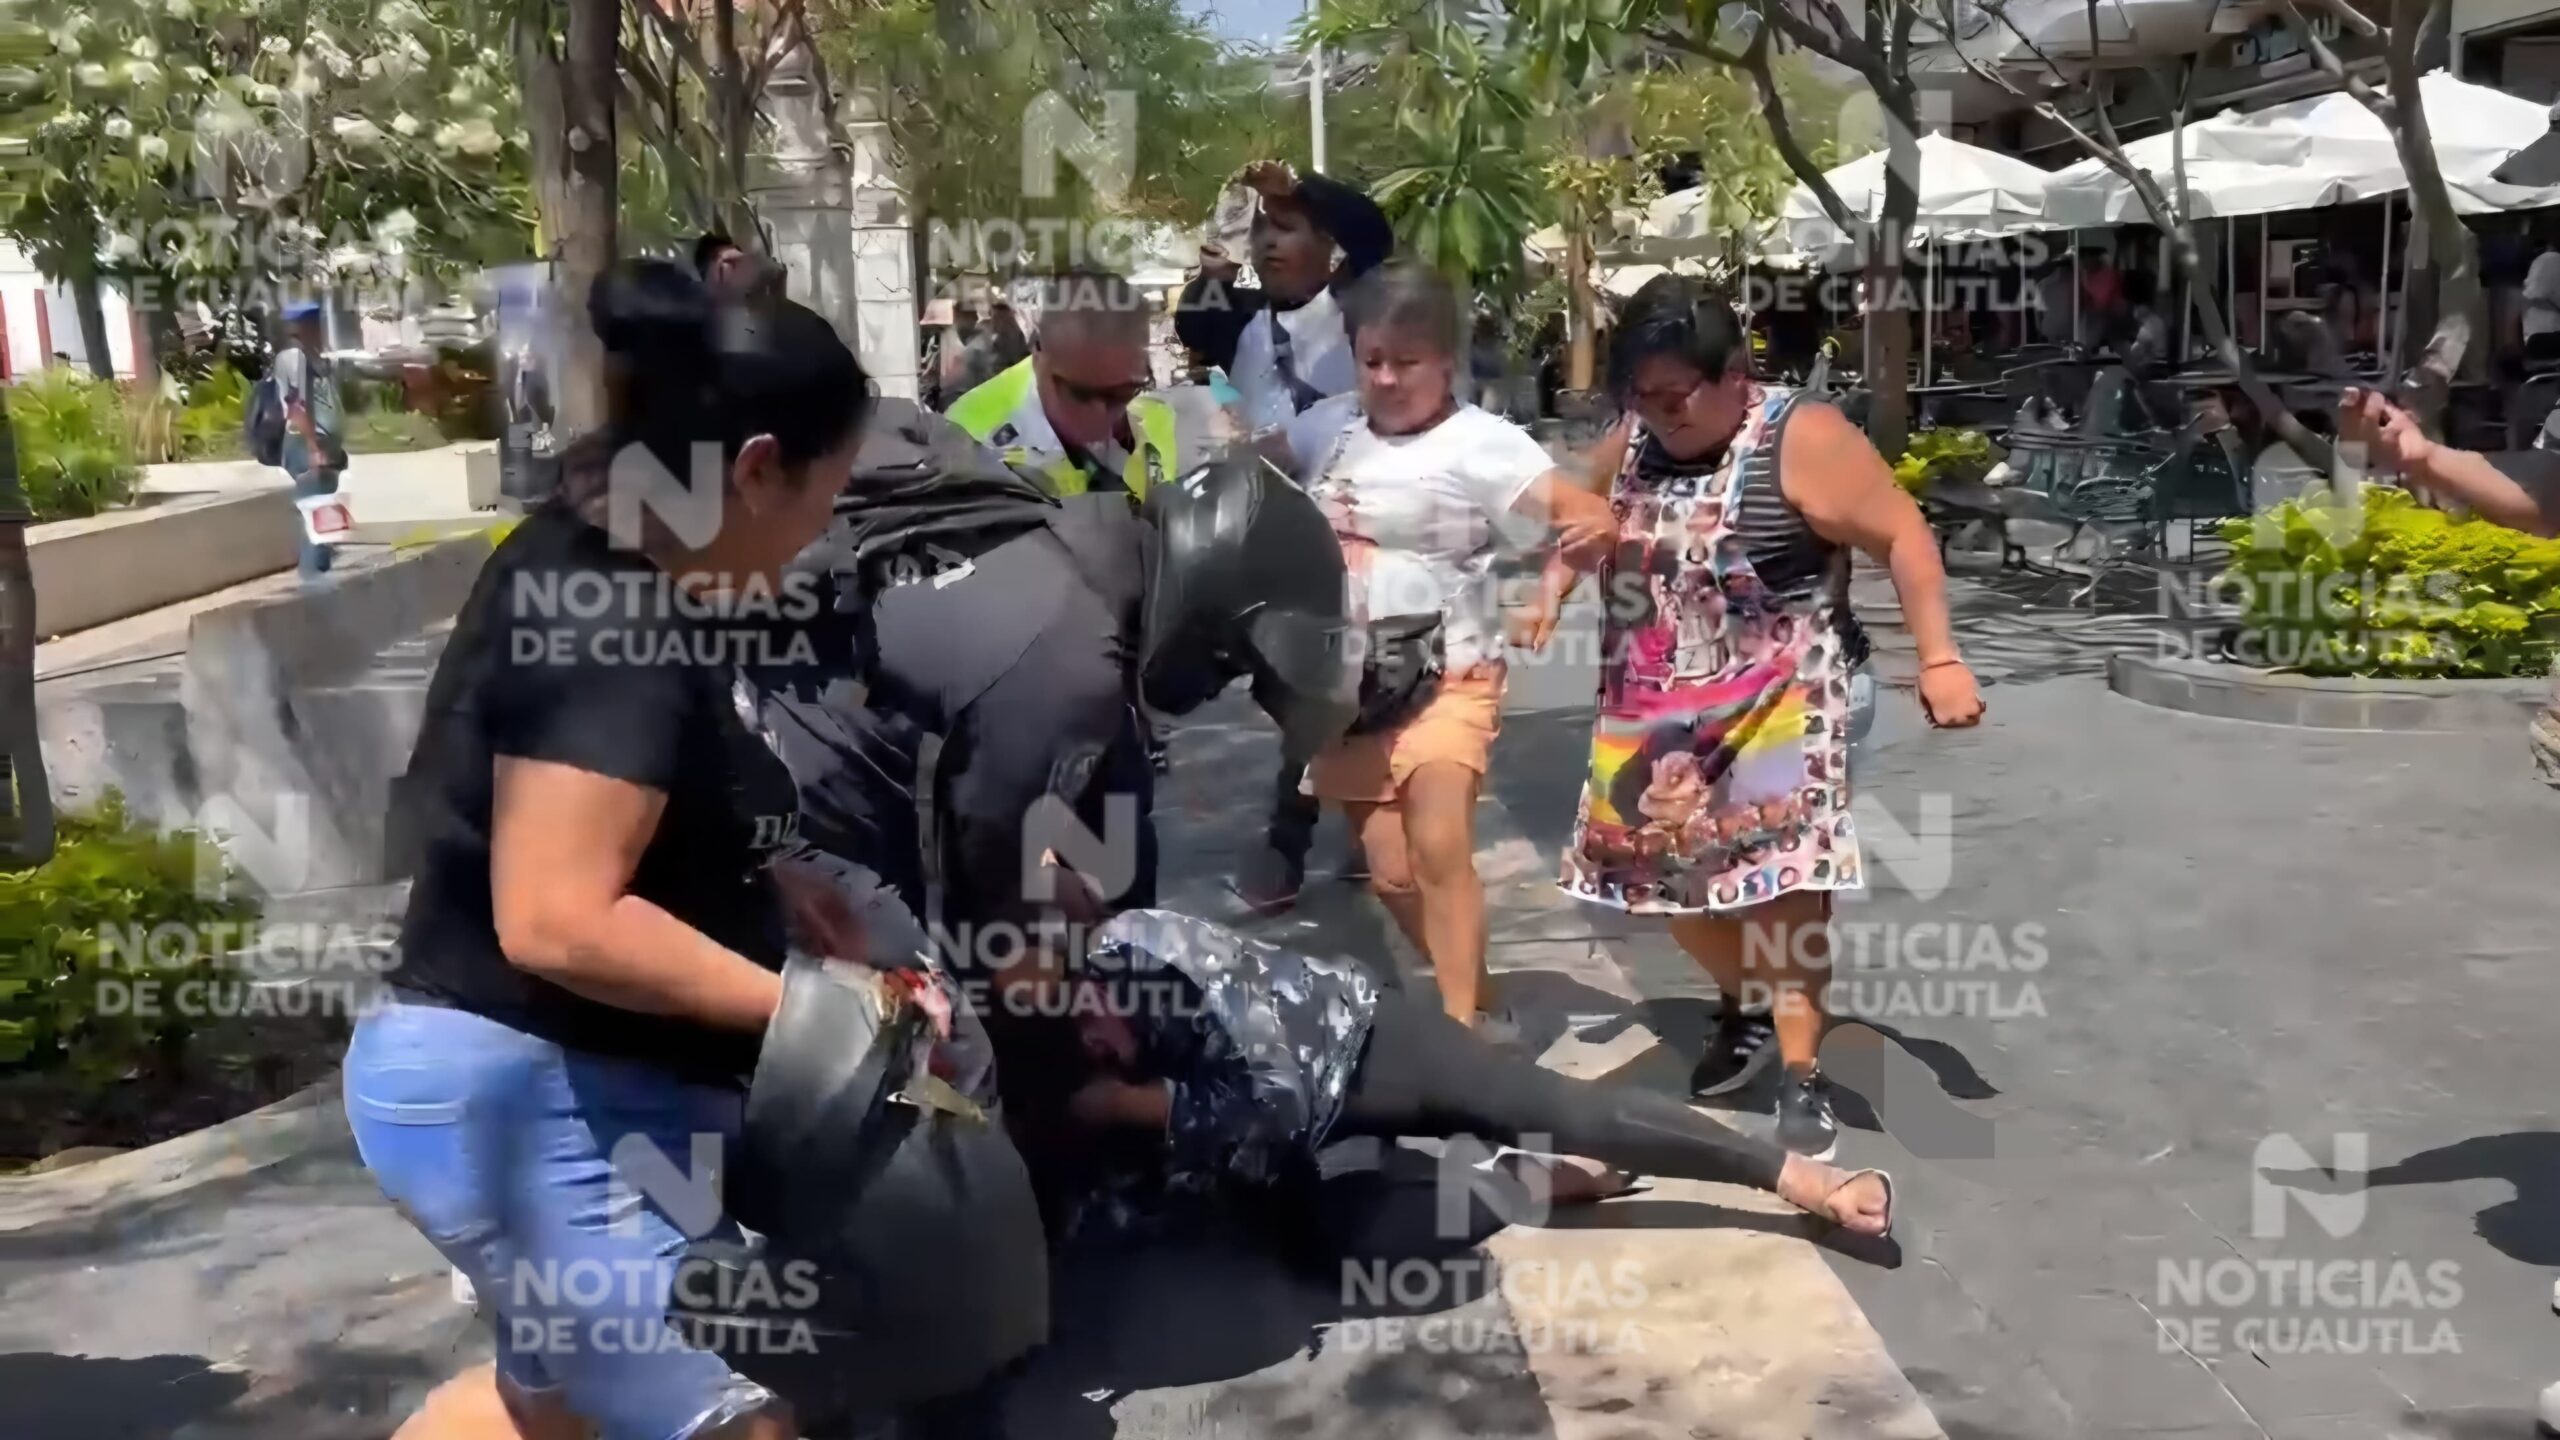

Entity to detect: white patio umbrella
[2192,71,2549,190]
[1781,132,2058,384]
[2044,72,2553,362]
[1781,131,2057,252]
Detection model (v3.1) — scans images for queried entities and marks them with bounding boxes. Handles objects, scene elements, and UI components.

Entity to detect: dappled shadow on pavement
[2260,1132,2560,1268]
[162,1341,454,1440]
[978,1150,1554,1440]
[0,1352,249,1438]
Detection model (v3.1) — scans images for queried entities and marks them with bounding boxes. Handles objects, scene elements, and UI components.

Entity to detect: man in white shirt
[1174,162,1394,912]
[1176,163,1391,437]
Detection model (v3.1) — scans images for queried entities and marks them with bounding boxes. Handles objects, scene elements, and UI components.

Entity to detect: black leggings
[1333,991,1789,1192]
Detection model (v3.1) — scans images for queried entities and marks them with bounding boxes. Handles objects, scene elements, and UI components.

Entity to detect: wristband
[1921,657,1968,672]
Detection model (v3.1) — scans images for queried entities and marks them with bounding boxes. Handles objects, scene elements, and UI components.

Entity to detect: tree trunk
[0,395,53,867]
[517,0,619,438]
[2379,0,2479,422]
[68,268,113,381]
[1566,221,1596,394]
[1863,93,1921,458]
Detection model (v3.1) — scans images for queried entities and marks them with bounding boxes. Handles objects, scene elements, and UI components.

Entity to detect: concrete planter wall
[2109,653,2547,732]
[30,487,299,637]
[41,533,495,900]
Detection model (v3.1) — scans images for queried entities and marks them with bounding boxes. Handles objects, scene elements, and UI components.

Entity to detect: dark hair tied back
[585,259,872,491]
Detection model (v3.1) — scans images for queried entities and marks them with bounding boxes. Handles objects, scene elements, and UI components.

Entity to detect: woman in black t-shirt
[347,261,872,1440]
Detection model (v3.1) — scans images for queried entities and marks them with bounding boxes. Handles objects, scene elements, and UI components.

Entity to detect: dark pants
[1334,992,1789,1192]
[1267,761,1319,867]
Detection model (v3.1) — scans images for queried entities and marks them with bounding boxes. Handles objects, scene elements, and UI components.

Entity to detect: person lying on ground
[1003,910,1894,1255]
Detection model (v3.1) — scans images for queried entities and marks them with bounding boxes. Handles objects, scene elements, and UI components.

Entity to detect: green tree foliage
[8,0,534,314]
[815,0,1292,253]
[1307,0,1816,302]
[1306,0,1539,298]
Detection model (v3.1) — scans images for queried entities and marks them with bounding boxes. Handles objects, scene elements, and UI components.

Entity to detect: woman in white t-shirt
[1290,262,1616,1028]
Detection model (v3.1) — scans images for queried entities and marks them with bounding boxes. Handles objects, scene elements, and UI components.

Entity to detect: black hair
[692,232,737,277]
[580,258,870,494]
[1609,273,1746,396]
[1339,259,1464,359]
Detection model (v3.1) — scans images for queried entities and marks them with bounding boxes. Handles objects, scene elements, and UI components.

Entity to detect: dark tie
[1269,312,1329,414]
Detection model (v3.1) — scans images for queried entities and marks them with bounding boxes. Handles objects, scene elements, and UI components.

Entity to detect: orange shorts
[1311,669,1505,804]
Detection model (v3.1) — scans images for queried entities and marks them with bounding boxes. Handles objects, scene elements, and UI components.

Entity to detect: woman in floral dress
[1525,276,1985,1158]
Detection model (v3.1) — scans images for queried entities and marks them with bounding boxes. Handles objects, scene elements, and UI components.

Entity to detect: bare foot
[1776,1155,1892,1237]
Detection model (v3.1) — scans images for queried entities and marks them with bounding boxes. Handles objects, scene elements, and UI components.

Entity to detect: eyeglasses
[1630,376,1710,416]
[1052,375,1148,409]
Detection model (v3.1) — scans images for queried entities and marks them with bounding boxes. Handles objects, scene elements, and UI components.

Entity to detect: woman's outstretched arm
[1777,402,1984,729]
[2341,387,2560,537]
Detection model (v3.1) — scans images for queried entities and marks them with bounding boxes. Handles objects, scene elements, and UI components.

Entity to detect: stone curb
[0,1075,345,1238]
[2109,652,2546,732]
[187,531,495,694]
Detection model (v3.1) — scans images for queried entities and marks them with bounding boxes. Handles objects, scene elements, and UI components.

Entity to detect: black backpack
[243,372,287,467]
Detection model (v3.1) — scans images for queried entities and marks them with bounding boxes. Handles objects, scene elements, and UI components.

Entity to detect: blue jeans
[293,466,340,577]
[343,1000,776,1440]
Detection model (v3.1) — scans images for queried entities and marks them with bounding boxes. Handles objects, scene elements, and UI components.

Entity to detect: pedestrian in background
[272,300,346,585]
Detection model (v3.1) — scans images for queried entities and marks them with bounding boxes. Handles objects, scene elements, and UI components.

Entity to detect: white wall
[2453,0,2560,59]
[0,241,136,381]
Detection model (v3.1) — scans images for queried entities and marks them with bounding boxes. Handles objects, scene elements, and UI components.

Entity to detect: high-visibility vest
[946,357,1177,499]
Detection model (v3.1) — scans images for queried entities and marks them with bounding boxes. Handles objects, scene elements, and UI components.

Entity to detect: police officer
[947,270,1182,500]
[745,400,1353,958]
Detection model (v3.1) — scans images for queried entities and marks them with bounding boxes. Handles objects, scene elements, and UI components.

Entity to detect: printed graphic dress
[1558,386,1865,914]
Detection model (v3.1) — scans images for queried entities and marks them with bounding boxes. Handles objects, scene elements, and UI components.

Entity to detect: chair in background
[2508,372,2560,452]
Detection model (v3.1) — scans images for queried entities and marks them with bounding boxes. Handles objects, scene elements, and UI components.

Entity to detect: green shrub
[175,366,251,461]
[345,409,448,454]
[1894,426,2000,497]
[427,341,502,442]
[12,366,143,521]
[341,375,404,416]
[2219,483,2560,678]
[0,792,261,1083]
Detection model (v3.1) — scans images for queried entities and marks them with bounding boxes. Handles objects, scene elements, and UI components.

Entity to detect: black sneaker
[1689,1008,1777,1098]
[1776,1068,1840,1160]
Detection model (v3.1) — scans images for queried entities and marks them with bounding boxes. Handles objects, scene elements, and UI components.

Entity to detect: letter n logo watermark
[2253,1131,2366,1240]
[1021,790,1142,905]
[1020,89,1136,205]
[1434,1134,1554,1237]
[605,441,725,552]
[1847,791,1954,901]
[607,1132,726,1240]
[192,791,313,900]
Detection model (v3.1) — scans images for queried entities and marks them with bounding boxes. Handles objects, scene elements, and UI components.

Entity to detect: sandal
[1819,1166,1895,1239]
